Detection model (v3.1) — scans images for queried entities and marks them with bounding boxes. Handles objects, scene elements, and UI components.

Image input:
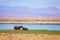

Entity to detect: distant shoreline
[0,21,60,25]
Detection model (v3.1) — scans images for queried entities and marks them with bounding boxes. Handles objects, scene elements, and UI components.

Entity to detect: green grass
[0,30,60,35]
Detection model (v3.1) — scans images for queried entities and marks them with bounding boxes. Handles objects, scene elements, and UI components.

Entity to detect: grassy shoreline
[0,30,60,40]
[0,30,60,35]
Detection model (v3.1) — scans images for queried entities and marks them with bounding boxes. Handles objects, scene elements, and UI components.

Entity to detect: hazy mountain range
[0,5,60,17]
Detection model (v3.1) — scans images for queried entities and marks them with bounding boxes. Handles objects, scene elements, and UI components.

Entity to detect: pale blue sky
[0,0,60,8]
[0,0,60,17]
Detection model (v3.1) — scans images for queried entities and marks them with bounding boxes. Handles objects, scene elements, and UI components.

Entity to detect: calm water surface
[0,24,60,30]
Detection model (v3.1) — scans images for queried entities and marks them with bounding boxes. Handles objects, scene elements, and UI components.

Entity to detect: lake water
[0,24,60,30]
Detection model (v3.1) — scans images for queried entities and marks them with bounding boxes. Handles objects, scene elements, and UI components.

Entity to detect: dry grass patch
[0,33,60,40]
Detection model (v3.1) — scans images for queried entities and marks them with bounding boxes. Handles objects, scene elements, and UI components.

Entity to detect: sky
[0,0,60,17]
[0,0,60,8]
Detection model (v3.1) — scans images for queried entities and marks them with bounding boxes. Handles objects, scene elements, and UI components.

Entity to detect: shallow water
[0,24,60,30]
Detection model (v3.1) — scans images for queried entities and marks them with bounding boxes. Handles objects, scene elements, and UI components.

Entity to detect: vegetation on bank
[0,30,60,35]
